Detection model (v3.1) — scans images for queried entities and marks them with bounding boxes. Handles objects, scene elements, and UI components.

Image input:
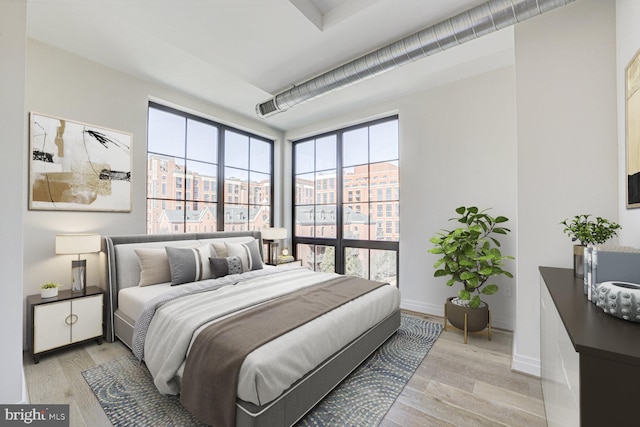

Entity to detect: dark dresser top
[540,266,640,366]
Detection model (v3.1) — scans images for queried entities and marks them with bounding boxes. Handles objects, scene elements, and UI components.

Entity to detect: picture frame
[626,49,640,209]
[29,112,132,212]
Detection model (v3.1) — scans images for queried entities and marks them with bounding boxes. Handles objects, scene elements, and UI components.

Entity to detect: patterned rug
[82,315,442,427]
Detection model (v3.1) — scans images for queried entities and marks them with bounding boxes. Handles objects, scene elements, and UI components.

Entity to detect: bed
[104,231,401,427]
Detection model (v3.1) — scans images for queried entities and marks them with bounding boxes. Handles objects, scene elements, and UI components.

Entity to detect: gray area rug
[82,315,442,426]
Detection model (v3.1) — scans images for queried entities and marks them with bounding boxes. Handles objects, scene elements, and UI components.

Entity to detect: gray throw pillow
[209,256,244,278]
[165,244,216,286]
[225,239,264,272]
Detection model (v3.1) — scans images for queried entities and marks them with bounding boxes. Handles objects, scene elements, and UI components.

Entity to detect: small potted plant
[41,282,60,298]
[560,214,621,277]
[429,206,514,342]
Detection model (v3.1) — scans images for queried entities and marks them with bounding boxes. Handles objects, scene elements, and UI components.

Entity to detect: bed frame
[104,231,400,427]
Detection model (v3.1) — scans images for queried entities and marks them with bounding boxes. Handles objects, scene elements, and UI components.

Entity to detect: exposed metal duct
[256,0,574,118]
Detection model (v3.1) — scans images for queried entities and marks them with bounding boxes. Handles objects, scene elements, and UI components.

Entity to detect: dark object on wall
[629,172,640,206]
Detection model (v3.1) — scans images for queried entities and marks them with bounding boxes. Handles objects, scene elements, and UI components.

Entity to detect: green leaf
[469,225,482,233]
[481,284,499,295]
[429,248,444,254]
[458,289,470,300]
[479,266,493,275]
[469,295,481,308]
[446,278,456,286]
[434,269,448,277]
[495,216,509,223]
[460,271,476,280]
[459,257,474,267]
[455,206,466,215]
[466,277,479,287]
[444,245,458,254]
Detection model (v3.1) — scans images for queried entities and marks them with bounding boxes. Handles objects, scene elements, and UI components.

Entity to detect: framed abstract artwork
[29,112,132,212]
[626,49,640,209]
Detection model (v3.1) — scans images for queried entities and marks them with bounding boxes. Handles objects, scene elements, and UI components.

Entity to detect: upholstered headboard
[104,231,263,342]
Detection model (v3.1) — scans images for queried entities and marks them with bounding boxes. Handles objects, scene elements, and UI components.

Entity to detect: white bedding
[130,267,400,407]
[117,266,282,321]
[118,282,172,320]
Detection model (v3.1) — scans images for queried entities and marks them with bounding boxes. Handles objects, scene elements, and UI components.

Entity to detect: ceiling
[26,0,515,132]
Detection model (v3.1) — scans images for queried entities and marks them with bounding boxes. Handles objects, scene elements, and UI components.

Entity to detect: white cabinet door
[540,280,580,427]
[34,301,71,353]
[71,294,103,343]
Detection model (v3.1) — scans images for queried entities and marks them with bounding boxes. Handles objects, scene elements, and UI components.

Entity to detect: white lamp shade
[261,227,287,240]
[55,233,101,255]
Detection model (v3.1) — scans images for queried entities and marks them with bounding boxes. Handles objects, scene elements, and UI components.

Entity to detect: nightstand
[27,286,104,364]
[274,259,303,267]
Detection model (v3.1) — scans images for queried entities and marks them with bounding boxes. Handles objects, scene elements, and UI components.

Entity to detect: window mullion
[217,126,226,231]
[335,131,344,275]
[183,116,188,230]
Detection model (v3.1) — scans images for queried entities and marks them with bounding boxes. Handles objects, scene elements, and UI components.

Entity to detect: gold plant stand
[443,302,492,344]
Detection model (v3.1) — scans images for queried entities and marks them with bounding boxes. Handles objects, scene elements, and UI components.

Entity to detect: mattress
[118,282,173,321]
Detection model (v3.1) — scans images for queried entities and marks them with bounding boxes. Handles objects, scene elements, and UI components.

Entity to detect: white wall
[23,39,284,339]
[286,66,519,331]
[0,0,27,404]
[617,0,640,246]
[398,67,518,330]
[513,0,617,375]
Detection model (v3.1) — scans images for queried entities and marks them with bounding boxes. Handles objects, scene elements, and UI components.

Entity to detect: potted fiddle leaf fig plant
[429,206,514,341]
[560,214,621,278]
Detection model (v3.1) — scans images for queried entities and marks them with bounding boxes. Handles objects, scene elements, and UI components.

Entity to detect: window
[293,116,399,286]
[146,103,273,234]
[223,129,272,232]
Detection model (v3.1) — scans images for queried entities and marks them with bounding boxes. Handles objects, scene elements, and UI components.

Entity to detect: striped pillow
[165,244,216,286]
[225,239,264,273]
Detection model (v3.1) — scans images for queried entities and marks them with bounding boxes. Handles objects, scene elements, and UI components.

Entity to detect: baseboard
[400,299,442,317]
[401,298,514,331]
[21,368,29,404]
[512,352,541,377]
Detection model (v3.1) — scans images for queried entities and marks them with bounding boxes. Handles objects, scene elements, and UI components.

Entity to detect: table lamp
[56,233,101,294]
[260,227,287,265]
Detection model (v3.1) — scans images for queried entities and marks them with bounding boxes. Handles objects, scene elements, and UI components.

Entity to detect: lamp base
[264,240,280,265]
[71,259,86,294]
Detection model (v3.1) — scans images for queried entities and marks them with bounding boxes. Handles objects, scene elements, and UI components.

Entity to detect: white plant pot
[41,287,58,298]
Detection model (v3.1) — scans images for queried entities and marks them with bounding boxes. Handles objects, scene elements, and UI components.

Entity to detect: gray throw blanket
[180,275,386,427]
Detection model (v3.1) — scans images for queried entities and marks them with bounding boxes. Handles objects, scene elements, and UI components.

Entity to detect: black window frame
[292,115,399,283]
[146,102,274,233]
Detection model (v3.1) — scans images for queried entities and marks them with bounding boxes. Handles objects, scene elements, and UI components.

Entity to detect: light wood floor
[24,312,547,427]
